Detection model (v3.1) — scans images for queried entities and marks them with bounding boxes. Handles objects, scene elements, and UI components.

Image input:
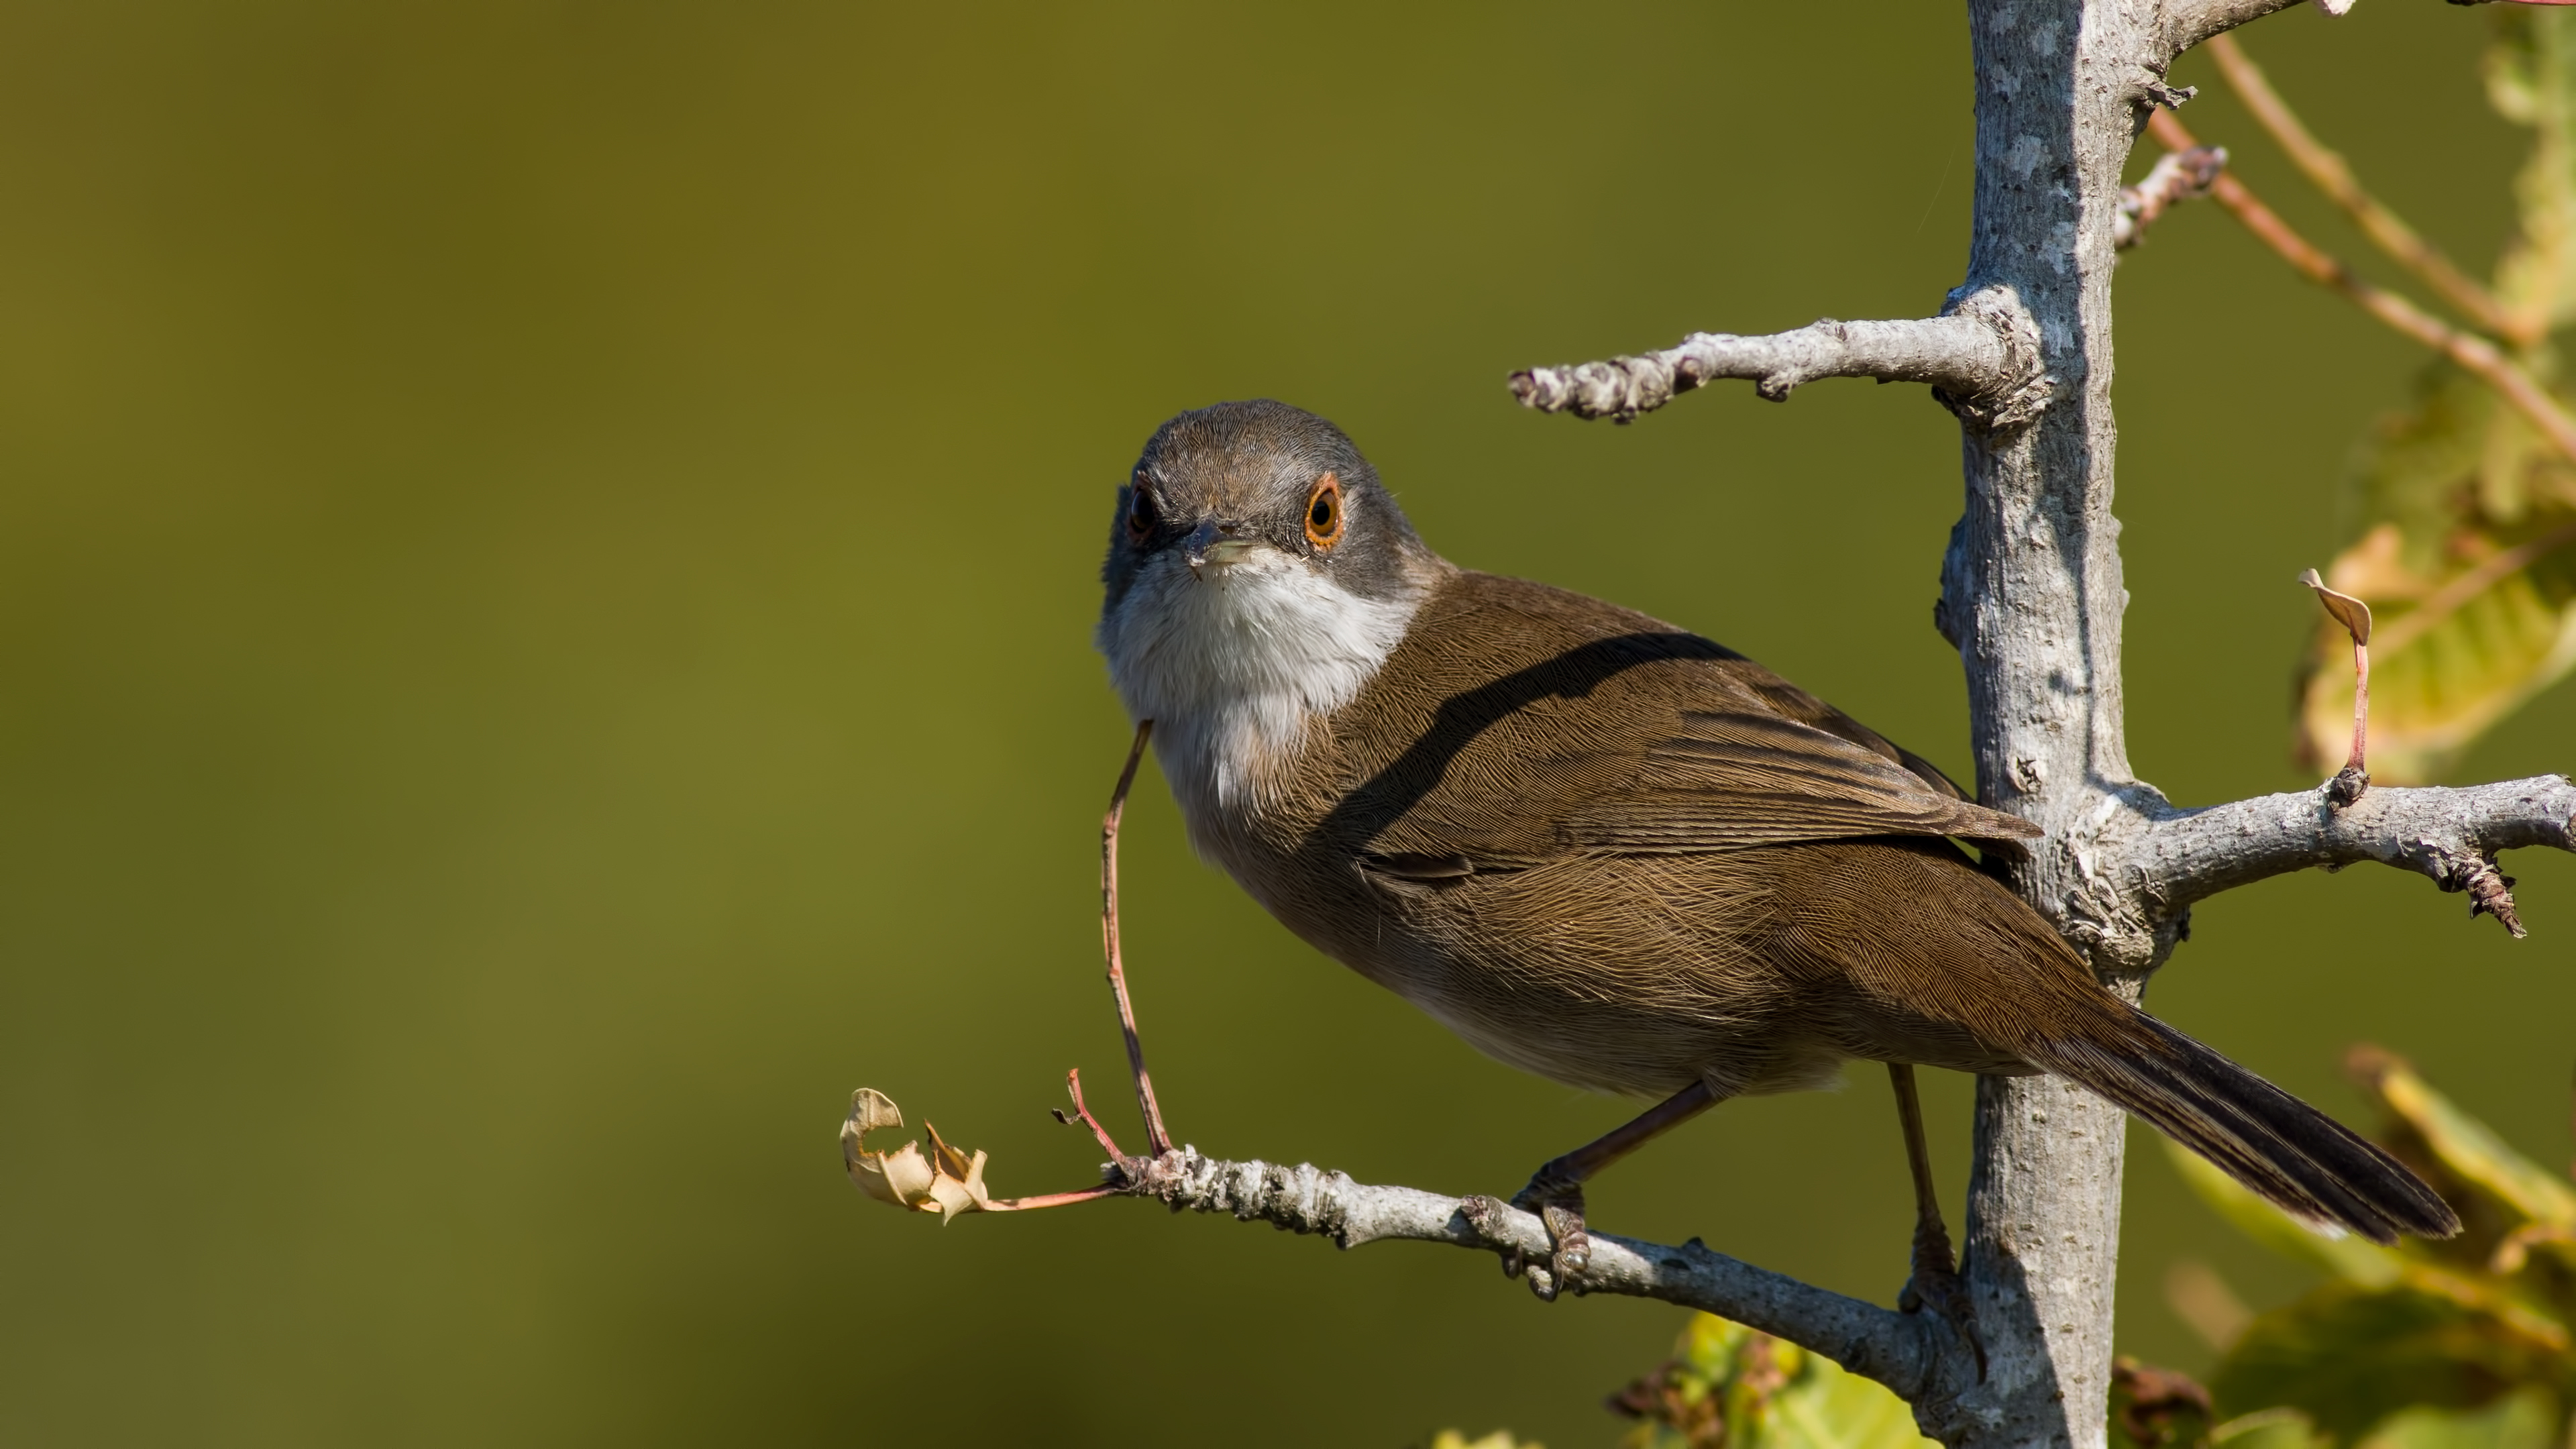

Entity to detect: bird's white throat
[1098,547,1421,816]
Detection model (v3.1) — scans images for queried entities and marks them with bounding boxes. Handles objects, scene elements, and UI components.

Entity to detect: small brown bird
[1094,399,2455,1332]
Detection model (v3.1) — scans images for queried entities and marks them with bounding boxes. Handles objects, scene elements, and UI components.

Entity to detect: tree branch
[1093,1146,1962,1409]
[2159,0,2306,58]
[2118,775,2576,938]
[2115,147,2229,251]
[1509,288,2047,427]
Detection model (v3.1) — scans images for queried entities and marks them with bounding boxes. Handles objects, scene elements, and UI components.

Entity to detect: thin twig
[1102,720,1173,1157]
[1051,1067,1128,1159]
[2206,34,2521,343]
[2115,146,2228,251]
[986,1183,1126,1212]
[2149,111,2576,466]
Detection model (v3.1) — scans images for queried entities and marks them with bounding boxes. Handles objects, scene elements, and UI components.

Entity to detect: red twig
[987,1183,1126,1212]
[2204,33,2520,343]
[989,1071,1140,1211]
[1103,721,1175,1157]
[1051,1067,1128,1160]
[2147,109,2576,467]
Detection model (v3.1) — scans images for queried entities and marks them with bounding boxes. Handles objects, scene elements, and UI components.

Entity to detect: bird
[1092,397,2457,1342]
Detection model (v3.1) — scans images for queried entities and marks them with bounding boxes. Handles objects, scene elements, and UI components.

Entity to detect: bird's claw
[1902,1231,1987,1381]
[1507,1177,1591,1300]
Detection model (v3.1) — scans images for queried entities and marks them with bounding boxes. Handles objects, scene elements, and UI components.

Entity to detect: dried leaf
[2362,1388,2559,1449]
[2111,1357,2215,1449]
[841,1087,996,1223]
[2300,570,2373,645]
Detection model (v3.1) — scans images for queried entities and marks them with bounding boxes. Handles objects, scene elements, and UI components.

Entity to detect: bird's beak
[1185,523,1263,580]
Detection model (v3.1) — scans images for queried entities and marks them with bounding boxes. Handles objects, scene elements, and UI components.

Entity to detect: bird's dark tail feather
[2018,1006,2458,1244]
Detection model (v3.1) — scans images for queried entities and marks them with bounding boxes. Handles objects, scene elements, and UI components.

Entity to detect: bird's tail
[2015,1001,2457,1244]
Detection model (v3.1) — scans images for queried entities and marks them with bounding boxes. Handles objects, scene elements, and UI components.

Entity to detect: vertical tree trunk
[1940,4,2172,1444]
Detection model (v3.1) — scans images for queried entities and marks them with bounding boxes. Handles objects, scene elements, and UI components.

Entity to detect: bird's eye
[1126,480,1158,542]
[1304,474,1344,549]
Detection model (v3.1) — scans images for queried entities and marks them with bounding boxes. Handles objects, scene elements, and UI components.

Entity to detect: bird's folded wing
[1557,708,2040,853]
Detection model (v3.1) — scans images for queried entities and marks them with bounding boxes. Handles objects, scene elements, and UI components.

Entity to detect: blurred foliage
[1615,1050,2576,1449]
[2298,9,2576,782]
[1606,1313,1932,1449]
[2154,1048,2576,1449]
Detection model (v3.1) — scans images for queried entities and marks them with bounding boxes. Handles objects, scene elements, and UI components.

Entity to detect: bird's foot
[1505,1173,1591,1301]
[1899,1220,1986,1380]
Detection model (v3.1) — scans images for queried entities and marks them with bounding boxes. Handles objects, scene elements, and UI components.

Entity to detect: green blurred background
[1,2,2566,1444]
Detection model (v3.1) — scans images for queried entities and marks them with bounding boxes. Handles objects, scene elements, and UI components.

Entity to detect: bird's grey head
[1099,399,1427,616]
[1095,401,1439,790]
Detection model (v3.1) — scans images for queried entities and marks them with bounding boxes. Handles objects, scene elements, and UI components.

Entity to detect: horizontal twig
[1510,294,2042,426]
[2121,775,2576,939]
[1091,1146,1959,1407]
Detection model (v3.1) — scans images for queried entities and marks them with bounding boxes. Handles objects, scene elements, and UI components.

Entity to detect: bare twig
[1081,1146,1960,1411]
[2114,774,2576,939]
[1051,1067,1127,1159]
[2116,147,2229,251]
[2159,0,2308,56]
[1102,721,1174,1156]
[1509,290,2044,427]
[2147,111,2576,465]
[2206,34,2522,342]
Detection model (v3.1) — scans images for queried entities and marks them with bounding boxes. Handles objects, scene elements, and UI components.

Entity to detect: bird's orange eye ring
[1304,474,1344,549]
[1126,476,1157,541]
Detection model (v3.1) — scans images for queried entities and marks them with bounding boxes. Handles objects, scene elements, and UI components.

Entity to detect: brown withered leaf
[842,1087,994,1222]
[2299,570,2373,646]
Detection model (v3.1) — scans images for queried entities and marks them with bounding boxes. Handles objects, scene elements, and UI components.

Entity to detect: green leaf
[2212,1409,2328,1449]
[1615,1316,1932,1449]
[2486,9,2576,337]
[2210,1281,2571,1442]
[2360,1387,2559,1449]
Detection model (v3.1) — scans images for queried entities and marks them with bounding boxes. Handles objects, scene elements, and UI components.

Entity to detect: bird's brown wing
[1330,571,2039,870]
[1560,707,2038,854]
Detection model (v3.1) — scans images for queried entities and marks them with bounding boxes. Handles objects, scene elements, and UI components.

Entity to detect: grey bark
[1091,1148,1951,1403]
[1507,303,2044,423]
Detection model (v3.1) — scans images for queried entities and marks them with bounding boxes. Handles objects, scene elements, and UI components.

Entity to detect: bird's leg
[1505,1080,1719,1299]
[1888,1062,1985,1377]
